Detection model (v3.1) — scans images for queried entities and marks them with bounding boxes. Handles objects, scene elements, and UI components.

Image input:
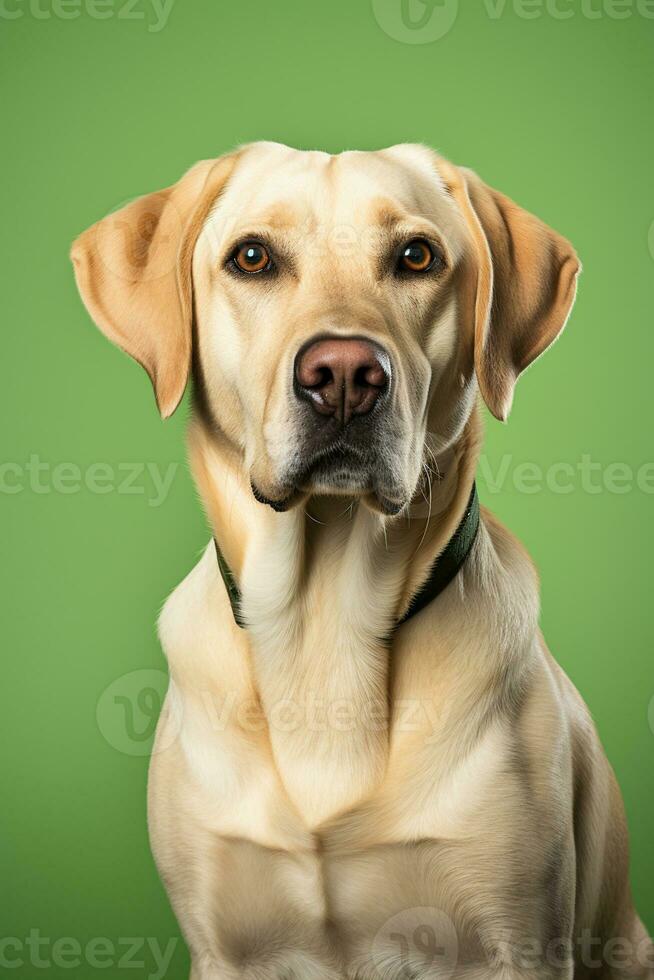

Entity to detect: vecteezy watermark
[96,668,175,756]
[372,0,654,44]
[0,931,178,978]
[0,0,175,31]
[373,908,459,978]
[96,669,450,755]
[371,0,459,44]
[0,456,179,507]
[493,929,654,973]
[478,453,654,496]
[483,0,654,19]
[407,450,654,522]
[6,453,652,505]
[369,912,654,975]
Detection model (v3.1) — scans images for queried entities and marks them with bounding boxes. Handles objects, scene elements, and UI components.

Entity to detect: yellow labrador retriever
[72,143,652,979]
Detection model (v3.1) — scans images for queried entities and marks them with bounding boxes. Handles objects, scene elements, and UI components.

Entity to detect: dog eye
[398,239,436,274]
[231,241,272,274]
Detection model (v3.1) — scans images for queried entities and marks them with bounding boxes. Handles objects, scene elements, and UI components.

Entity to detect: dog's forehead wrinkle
[212,158,334,242]
[199,144,469,268]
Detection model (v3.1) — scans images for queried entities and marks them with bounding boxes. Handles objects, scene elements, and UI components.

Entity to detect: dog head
[72,142,579,514]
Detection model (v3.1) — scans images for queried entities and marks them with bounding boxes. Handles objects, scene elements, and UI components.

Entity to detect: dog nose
[294,336,390,425]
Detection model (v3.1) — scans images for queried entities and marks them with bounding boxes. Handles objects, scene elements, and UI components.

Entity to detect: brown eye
[232,241,271,274]
[399,239,435,273]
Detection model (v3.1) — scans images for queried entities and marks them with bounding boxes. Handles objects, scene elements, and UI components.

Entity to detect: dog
[72,142,652,979]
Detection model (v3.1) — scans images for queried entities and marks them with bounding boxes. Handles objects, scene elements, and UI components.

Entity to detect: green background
[2,1,653,975]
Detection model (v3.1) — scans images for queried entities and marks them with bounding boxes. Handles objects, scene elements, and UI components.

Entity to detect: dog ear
[441,161,580,421]
[71,154,236,418]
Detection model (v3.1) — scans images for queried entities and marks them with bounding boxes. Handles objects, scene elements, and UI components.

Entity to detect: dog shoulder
[158,543,248,689]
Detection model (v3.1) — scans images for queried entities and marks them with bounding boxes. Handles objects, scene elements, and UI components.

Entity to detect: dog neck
[187,406,483,825]
[189,410,482,612]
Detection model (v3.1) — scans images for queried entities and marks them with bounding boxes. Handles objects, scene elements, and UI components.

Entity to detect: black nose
[294,336,390,425]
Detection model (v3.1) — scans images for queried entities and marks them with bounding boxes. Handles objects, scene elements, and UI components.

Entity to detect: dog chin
[307,469,408,515]
[305,466,369,495]
[251,454,410,515]
[250,481,303,513]
[364,491,406,516]
[250,476,407,518]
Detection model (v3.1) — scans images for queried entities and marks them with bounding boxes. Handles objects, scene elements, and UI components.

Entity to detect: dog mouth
[300,441,369,484]
[251,439,407,514]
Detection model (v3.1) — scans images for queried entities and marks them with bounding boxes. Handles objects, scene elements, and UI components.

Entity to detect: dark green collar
[214,484,480,631]
[396,483,479,625]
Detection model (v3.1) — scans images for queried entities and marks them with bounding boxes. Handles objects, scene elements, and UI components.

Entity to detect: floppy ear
[71,154,236,418]
[441,161,580,421]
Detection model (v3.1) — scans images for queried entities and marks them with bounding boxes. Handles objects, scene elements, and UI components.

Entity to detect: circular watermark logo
[372,907,459,978]
[83,192,183,286]
[96,668,177,757]
[371,0,459,44]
